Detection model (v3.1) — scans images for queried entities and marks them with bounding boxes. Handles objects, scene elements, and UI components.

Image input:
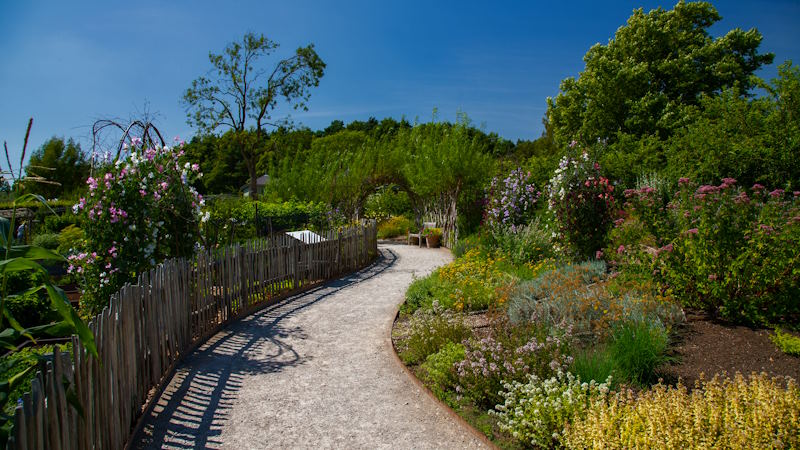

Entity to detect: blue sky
[1,1,798,169]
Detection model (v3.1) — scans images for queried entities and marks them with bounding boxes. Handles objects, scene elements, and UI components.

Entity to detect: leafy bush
[43,213,80,233]
[57,224,84,255]
[484,167,540,230]
[0,344,71,415]
[548,149,616,258]
[402,272,447,314]
[419,342,465,403]
[31,232,59,250]
[377,215,414,239]
[771,328,800,356]
[455,328,573,408]
[364,185,412,220]
[491,371,610,449]
[397,303,471,365]
[564,373,800,449]
[658,180,800,325]
[488,217,555,265]
[70,142,204,314]
[608,321,670,386]
[451,233,488,258]
[3,270,57,327]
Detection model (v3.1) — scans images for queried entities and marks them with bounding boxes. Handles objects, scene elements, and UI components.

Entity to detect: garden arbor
[268,117,492,247]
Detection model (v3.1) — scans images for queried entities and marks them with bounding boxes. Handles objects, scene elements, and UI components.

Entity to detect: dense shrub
[57,224,84,255]
[455,328,573,408]
[484,167,540,230]
[70,142,204,314]
[419,342,465,404]
[364,185,412,220]
[402,272,446,314]
[397,303,471,365]
[488,217,555,265]
[771,329,800,356]
[564,373,800,449]
[3,271,57,327]
[451,233,488,259]
[491,371,610,449]
[377,215,414,239]
[43,213,80,233]
[548,149,616,258]
[31,232,59,250]
[609,178,800,325]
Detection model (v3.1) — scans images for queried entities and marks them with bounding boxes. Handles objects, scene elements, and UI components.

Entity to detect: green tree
[666,60,800,188]
[546,0,773,184]
[183,32,326,199]
[23,137,89,198]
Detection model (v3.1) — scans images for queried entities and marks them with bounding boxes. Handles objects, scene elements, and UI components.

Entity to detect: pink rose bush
[70,140,206,313]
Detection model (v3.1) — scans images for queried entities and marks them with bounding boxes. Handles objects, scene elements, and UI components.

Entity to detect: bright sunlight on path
[134,243,489,449]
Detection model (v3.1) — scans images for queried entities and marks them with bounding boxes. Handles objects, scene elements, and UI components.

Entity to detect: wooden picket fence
[7,222,378,450]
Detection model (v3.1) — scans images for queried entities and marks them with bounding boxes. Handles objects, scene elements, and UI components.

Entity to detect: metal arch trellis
[90,119,167,175]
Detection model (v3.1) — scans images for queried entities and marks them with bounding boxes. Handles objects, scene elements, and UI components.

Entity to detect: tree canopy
[545,1,774,184]
[23,137,90,198]
[183,32,325,198]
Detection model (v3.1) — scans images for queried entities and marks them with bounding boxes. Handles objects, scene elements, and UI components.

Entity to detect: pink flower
[191,163,200,172]
[769,189,785,198]
[721,178,737,186]
[678,177,690,185]
[595,250,604,259]
[687,228,699,235]
[617,245,625,255]
[660,243,673,253]
[708,274,717,281]
[752,183,765,191]
[86,177,98,191]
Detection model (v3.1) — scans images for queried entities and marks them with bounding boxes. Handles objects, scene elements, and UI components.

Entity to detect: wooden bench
[407,221,436,247]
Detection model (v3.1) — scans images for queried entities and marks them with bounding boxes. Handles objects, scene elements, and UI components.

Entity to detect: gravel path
[134,243,490,449]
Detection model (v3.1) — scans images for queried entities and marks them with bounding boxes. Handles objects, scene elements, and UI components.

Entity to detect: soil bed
[659,309,800,386]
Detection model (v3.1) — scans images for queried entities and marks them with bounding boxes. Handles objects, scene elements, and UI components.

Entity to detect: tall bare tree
[183,32,325,199]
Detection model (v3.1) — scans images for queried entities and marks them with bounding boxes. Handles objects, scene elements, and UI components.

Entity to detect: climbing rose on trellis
[70,139,206,313]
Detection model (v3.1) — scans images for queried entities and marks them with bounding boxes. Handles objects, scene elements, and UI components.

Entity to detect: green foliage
[609,321,670,386]
[203,197,330,245]
[57,225,84,256]
[42,213,80,234]
[570,346,617,388]
[397,303,471,365]
[546,1,773,183]
[22,137,90,199]
[364,186,411,221]
[377,216,413,239]
[666,62,800,189]
[402,272,446,314]
[183,32,326,200]
[419,342,465,404]
[488,218,555,265]
[0,344,70,415]
[507,261,684,345]
[31,233,59,250]
[770,328,800,356]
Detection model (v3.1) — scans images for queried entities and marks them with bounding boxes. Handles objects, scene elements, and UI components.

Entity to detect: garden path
[133,243,490,449]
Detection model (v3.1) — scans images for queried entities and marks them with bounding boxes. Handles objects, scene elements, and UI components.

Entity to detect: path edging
[387,307,499,450]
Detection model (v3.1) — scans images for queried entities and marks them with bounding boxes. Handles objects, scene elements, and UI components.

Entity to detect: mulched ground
[658,309,800,386]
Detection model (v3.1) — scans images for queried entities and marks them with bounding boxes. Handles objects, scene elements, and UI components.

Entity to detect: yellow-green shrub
[564,373,800,449]
[377,215,414,239]
[437,249,512,311]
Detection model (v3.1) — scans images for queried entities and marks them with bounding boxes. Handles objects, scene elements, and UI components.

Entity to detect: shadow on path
[134,248,398,449]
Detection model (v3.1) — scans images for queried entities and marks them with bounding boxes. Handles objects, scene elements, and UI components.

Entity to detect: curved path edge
[386,307,500,449]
